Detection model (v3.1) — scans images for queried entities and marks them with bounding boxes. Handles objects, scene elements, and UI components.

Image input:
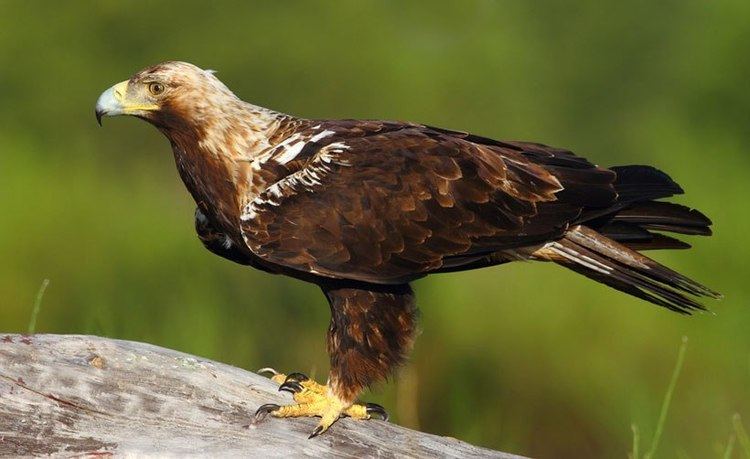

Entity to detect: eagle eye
[148,82,165,96]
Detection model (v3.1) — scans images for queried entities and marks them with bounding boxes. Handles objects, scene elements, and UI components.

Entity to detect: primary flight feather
[96,61,720,437]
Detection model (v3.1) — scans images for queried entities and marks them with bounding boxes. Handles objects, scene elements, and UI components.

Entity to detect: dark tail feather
[537,226,721,314]
[610,165,684,201]
[583,165,713,250]
[610,201,712,236]
[597,222,692,250]
[577,165,684,224]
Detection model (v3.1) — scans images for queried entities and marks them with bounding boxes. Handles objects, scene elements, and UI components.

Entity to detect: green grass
[723,433,736,459]
[631,424,641,459]
[733,414,750,458]
[632,336,689,459]
[26,278,49,335]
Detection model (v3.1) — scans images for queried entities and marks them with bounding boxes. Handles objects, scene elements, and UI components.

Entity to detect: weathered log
[0,334,523,458]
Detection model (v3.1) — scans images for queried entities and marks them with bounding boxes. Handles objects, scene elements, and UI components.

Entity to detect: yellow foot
[254,368,388,438]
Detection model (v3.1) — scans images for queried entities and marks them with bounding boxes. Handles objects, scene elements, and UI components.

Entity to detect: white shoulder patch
[309,130,335,143]
[275,130,336,165]
[272,133,301,165]
[276,141,306,165]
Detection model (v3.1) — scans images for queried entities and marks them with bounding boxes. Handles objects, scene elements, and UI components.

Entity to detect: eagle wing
[240,124,616,284]
[195,207,252,265]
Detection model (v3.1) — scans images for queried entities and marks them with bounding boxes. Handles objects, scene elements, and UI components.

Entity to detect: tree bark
[0,334,525,458]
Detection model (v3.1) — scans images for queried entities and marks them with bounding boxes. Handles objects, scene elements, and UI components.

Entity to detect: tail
[582,165,713,251]
[538,165,720,314]
[540,226,720,314]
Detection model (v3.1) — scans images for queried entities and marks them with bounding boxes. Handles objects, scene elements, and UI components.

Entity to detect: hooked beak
[95,80,158,126]
[95,81,129,126]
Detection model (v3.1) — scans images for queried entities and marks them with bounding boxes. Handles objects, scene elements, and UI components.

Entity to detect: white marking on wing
[242,168,327,221]
[309,130,335,143]
[326,142,349,150]
[320,142,352,165]
[273,133,301,151]
[275,130,336,165]
[276,141,306,164]
[241,141,352,223]
[241,204,257,221]
[222,235,233,249]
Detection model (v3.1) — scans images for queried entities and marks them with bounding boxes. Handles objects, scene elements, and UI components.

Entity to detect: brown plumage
[96,61,720,436]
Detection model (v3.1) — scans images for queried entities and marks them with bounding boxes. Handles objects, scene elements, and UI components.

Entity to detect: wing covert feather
[241,125,613,283]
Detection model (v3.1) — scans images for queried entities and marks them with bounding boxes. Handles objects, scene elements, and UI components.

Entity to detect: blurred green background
[1,1,748,457]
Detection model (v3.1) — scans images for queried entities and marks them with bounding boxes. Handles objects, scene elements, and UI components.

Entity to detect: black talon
[365,402,389,421]
[278,381,304,393]
[308,425,325,439]
[285,372,309,383]
[253,403,280,423]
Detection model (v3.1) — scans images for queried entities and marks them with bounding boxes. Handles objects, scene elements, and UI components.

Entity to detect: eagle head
[95,61,237,129]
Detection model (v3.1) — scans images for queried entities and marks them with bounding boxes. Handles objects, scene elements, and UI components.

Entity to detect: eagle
[95,61,720,438]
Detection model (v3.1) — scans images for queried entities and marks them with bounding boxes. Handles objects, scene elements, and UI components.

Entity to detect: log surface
[0,334,524,458]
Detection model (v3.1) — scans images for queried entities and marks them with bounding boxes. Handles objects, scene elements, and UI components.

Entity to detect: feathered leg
[255,282,418,438]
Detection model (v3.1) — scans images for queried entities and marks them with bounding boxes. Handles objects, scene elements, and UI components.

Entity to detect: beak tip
[95,109,104,126]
